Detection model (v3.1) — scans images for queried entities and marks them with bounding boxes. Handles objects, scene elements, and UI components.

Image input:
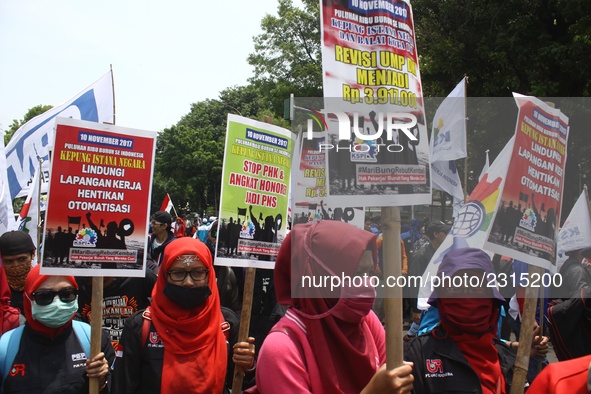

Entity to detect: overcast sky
[0,0,282,133]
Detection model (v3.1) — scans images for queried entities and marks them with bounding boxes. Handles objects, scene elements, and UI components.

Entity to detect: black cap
[152,211,172,229]
[426,220,451,237]
[0,231,36,257]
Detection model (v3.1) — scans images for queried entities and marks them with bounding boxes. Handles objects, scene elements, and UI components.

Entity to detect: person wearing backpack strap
[112,237,255,394]
[0,265,115,393]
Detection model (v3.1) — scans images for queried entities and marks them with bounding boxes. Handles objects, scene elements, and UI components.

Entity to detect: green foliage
[151,85,284,214]
[248,0,323,117]
[5,104,53,145]
[411,0,591,214]
[413,0,591,97]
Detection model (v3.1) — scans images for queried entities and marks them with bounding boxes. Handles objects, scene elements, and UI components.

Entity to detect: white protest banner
[430,77,467,162]
[6,71,114,199]
[557,189,591,256]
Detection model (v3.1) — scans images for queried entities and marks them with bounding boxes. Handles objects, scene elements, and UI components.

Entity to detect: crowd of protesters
[2,211,591,393]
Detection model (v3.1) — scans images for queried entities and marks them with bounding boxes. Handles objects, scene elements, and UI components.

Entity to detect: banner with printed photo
[484,95,569,271]
[417,137,514,309]
[40,117,156,277]
[315,0,431,207]
[215,115,294,269]
[291,128,365,228]
[6,71,114,200]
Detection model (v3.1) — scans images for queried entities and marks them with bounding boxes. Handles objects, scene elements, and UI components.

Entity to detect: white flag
[430,77,467,162]
[5,71,114,199]
[430,160,464,218]
[557,190,591,256]
[0,132,16,232]
[478,150,490,182]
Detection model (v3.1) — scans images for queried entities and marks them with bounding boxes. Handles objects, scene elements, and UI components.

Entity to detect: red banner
[41,118,156,277]
[485,96,569,270]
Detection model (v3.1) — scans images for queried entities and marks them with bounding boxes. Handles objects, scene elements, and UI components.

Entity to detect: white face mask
[31,297,78,328]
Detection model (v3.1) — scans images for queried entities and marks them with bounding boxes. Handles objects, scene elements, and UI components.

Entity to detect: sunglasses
[167,269,209,282]
[31,287,78,306]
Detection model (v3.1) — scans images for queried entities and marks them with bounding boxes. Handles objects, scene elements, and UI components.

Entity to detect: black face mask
[163,283,212,309]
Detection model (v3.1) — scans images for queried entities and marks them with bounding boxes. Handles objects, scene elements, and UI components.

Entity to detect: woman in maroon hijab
[254,221,413,394]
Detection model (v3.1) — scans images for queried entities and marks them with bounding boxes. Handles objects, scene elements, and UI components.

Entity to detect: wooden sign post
[381,206,403,368]
[231,267,256,394]
[89,277,104,394]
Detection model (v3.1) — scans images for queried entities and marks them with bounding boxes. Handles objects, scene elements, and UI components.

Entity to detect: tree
[413,0,591,97]
[151,84,283,215]
[2,105,52,213]
[411,0,591,216]
[248,0,323,118]
[4,104,53,145]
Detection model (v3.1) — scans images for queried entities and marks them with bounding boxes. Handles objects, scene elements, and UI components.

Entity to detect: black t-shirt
[76,274,156,357]
[2,323,115,394]
[9,289,23,315]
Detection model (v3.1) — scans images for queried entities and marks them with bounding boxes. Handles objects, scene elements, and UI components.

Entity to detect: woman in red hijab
[254,221,414,394]
[0,264,113,393]
[113,237,254,394]
[0,264,19,335]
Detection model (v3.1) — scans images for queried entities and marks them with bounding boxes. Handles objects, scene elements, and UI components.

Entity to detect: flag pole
[537,285,544,374]
[36,156,43,262]
[171,201,180,220]
[110,64,116,126]
[231,117,278,393]
[510,262,543,394]
[462,74,469,200]
[382,206,403,368]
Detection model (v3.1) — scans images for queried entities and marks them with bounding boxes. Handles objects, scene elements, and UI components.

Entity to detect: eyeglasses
[151,221,163,226]
[167,269,209,282]
[31,287,78,306]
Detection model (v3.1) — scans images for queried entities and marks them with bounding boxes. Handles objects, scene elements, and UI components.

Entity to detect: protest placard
[215,114,294,269]
[40,117,156,277]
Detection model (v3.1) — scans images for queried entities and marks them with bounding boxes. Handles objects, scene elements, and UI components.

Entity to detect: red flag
[160,193,173,213]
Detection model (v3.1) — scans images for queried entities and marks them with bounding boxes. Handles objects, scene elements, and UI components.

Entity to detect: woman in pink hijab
[254,221,413,393]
